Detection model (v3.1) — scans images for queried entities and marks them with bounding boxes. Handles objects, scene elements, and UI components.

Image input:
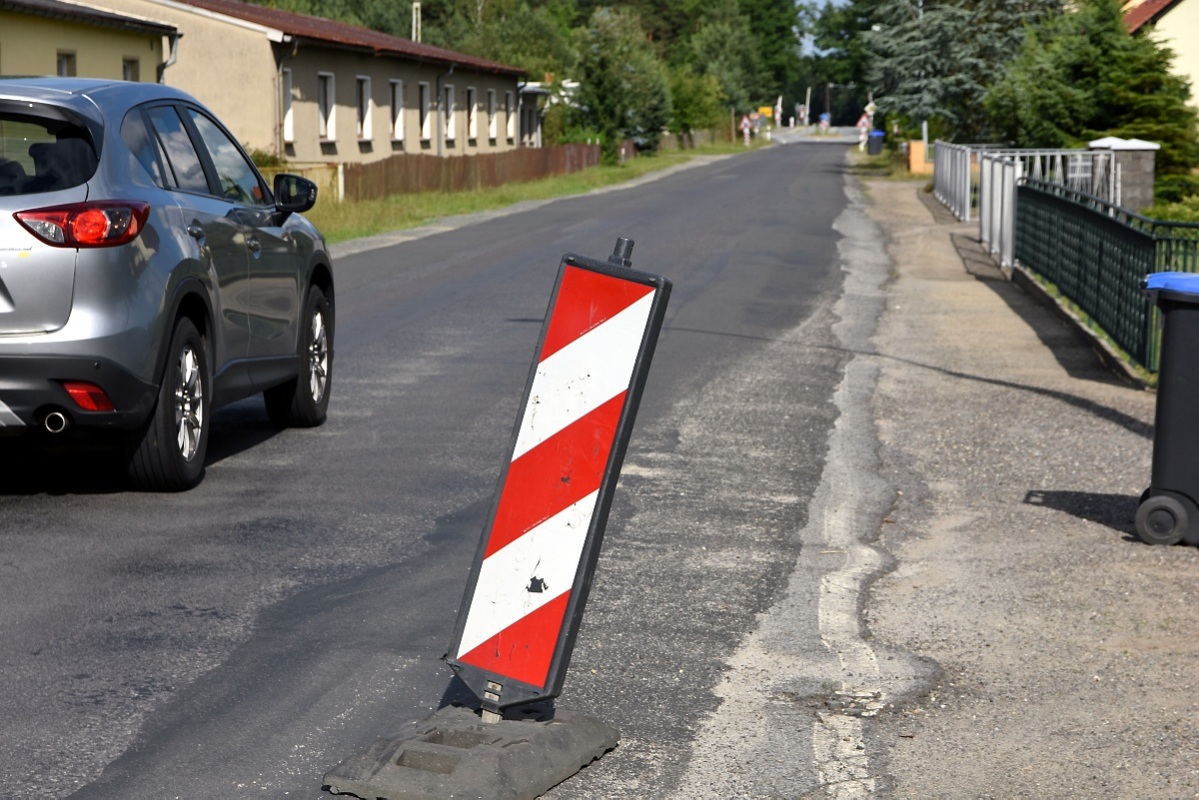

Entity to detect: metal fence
[1014,179,1199,370]
[934,141,1119,227]
[978,155,1020,267]
[933,142,976,221]
[977,149,1116,268]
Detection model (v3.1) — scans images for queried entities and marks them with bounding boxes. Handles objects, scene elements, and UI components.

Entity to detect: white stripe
[511,293,654,460]
[0,399,23,428]
[457,490,599,658]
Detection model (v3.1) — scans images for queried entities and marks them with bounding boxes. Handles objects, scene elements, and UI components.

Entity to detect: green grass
[306,141,764,244]
[846,146,922,182]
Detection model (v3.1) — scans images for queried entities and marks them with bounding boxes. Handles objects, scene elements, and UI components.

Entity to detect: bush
[1155,173,1199,205]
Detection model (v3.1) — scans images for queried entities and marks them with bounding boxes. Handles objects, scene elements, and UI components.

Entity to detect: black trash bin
[867,131,885,156]
[1137,272,1199,545]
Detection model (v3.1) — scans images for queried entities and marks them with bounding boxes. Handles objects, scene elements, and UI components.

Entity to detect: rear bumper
[0,354,157,434]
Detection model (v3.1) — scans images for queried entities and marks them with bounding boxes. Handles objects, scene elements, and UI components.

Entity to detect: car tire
[264,285,332,428]
[126,316,210,491]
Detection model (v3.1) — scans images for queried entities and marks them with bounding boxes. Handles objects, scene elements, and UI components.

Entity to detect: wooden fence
[340,143,601,203]
[659,128,731,151]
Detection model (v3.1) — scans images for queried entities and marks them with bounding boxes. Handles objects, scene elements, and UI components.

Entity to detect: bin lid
[1143,271,1199,300]
[868,130,884,137]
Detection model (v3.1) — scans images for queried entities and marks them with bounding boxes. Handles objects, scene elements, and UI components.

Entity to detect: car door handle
[187,224,204,240]
[247,236,261,254]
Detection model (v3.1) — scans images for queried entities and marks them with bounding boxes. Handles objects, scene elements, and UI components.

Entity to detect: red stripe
[458,591,571,688]
[484,392,625,559]
[541,266,655,361]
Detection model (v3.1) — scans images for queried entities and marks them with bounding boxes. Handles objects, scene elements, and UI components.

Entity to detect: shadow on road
[1023,489,1140,539]
[0,398,280,496]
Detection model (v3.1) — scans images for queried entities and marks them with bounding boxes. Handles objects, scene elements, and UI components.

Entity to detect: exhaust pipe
[43,411,69,434]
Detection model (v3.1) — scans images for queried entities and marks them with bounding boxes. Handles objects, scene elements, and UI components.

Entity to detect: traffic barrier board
[447,245,671,712]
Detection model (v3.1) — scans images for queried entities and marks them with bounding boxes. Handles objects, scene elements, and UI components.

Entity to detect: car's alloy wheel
[306,301,329,407]
[174,340,205,461]
[127,316,210,491]
[265,285,333,428]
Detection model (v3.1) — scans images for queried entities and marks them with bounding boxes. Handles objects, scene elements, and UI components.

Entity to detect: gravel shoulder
[865,178,1199,797]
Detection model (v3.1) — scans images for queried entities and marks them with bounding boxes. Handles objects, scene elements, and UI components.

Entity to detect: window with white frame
[389,79,404,141]
[443,85,455,141]
[419,82,431,141]
[356,76,372,140]
[282,68,294,143]
[466,87,477,140]
[505,92,515,143]
[318,72,335,140]
[487,89,497,140]
[122,58,139,82]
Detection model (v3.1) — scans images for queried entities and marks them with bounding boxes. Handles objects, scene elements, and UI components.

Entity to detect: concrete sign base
[323,705,618,799]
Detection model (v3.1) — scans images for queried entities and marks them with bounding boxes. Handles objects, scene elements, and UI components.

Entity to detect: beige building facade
[86,0,527,164]
[1124,0,1199,107]
[0,0,173,81]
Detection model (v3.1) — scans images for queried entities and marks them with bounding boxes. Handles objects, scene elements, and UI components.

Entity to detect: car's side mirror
[274,173,317,214]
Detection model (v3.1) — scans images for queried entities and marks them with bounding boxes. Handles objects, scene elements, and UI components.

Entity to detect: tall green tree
[689,0,769,113]
[668,64,727,135]
[794,0,881,124]
[985,0,1199,185]
[865,0,1061,140]
[574,7,672,161]
[425,0,579,79]
[738,0,802,97]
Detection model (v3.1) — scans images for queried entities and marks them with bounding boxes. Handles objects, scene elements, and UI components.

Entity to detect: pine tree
[865,0,1062,141]
[985,0,1199,188]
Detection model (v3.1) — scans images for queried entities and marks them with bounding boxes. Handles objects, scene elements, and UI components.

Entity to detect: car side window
[144,105,209,194]
[187,110,269,207]
[120,109,169,189]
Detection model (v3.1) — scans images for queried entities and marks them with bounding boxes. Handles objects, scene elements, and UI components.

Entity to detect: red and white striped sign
[449,255,669,707]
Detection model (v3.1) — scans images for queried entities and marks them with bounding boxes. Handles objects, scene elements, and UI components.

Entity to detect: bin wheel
[1135,495,1187,546]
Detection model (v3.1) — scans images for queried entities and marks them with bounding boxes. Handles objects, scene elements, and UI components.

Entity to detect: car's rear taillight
[62,381,115,412]
[15,201,150,248]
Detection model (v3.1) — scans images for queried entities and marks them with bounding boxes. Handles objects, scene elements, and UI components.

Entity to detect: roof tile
[171,0,524,75]
[1124,0,1178,32]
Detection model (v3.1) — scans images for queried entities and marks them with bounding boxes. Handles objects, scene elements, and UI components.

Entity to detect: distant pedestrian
[740,114,752,147]
[857,112,870,151]
[819,111,830,134]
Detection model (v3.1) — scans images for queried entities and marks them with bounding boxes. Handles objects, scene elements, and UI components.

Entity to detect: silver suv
[0,78,333,490]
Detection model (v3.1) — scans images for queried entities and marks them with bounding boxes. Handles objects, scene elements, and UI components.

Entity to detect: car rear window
[0,113,99,195]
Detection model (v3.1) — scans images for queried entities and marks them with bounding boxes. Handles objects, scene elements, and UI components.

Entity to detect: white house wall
[1152,1,1199,108]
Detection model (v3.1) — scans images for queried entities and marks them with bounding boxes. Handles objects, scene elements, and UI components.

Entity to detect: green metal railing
[1015,179,1199,371]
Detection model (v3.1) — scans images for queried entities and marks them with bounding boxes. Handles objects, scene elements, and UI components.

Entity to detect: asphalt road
[0,140,856,798]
